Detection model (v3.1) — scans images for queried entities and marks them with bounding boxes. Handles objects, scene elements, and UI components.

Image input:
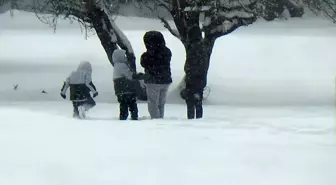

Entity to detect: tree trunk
[179,38,214,100]
[87,6,147,100]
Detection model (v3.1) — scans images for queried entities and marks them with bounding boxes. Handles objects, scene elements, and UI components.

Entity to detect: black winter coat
[62,82,96,102]
[61,61,97,102]
[113,77,137,96]
[141,31,173,84]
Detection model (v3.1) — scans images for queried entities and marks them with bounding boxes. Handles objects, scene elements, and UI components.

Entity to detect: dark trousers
[185,90,203,119]
[117,93,138,120]
[72,97,96,117]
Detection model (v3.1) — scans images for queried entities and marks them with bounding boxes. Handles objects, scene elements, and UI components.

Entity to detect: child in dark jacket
[60,61,98,119]
[113,49,139,120]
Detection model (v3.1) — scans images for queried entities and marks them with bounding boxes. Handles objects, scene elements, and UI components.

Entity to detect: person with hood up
[141,31,172,119]
[184,26,209,119]
[60,61,98,119]
[112,49,139,120]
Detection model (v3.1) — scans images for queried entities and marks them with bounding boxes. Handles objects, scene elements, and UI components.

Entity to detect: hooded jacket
[112,49,136,95]
[61,61,97,102]
[141,31,172,84]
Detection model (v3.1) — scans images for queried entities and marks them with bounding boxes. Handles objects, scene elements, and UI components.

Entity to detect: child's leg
[84,96,96,111]
[128,94,138,120]
[195,100,203,119]
[146,84,161,119]
[78,102,86,119]
[186,98,195,119]
[72,101,79,117]
[195,91,203,119]
[118,95,129,120]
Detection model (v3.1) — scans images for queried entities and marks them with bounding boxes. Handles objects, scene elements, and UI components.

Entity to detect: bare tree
[135,0,304,99]
[31,0,147,100]
[303,0,336,22]
[32,0,135,69]
[139,0,257,98]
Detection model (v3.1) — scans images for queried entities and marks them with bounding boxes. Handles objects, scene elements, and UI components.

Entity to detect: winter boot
[78,105,86,119]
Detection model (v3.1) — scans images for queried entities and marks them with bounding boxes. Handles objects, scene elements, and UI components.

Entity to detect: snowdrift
[1,10,336,106]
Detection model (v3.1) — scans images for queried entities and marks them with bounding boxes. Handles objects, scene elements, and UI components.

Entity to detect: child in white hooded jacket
[61,61,98,119]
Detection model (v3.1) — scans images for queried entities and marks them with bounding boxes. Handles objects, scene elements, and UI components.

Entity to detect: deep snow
[1,10,336,185]
[0,102,335,185]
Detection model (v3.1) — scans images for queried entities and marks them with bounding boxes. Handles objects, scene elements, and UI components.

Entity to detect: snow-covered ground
[0,102,335,185]
[1,10,336,185]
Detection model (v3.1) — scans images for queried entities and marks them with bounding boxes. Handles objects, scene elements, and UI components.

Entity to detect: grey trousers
[146,84,170,119]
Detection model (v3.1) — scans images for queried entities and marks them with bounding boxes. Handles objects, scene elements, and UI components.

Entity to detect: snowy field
[1,10,336,185]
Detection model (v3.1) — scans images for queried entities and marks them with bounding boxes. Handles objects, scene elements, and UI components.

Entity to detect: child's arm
[121,64,134,80]
[84,74,97,94]
[89,81,97,91]
[61,76,70,95]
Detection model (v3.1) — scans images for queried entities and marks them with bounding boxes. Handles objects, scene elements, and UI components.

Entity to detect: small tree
[303,0,336,22]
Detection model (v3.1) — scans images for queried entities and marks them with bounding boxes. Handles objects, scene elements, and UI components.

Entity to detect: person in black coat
[141,31,173,119]
[184,27,209,119]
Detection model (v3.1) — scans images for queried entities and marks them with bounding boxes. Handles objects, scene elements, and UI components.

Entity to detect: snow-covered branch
[159,17,181,39]
[220,0,258,9]
[218,9,255,19]
[109,18,134,54]
[304,0,336,22]
[201,1,257,40]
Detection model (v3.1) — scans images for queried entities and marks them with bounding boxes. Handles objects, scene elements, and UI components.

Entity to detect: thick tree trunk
[179,39,214,100]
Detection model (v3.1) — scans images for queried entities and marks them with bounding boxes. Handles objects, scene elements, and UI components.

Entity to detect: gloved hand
[93,92,99,98]
[133,72,146,80]
[60,93,66,99]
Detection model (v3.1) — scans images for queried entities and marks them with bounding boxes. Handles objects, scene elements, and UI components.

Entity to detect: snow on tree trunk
[109,17,137,73]
[88,7,118,65]
[86,3,136,72]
